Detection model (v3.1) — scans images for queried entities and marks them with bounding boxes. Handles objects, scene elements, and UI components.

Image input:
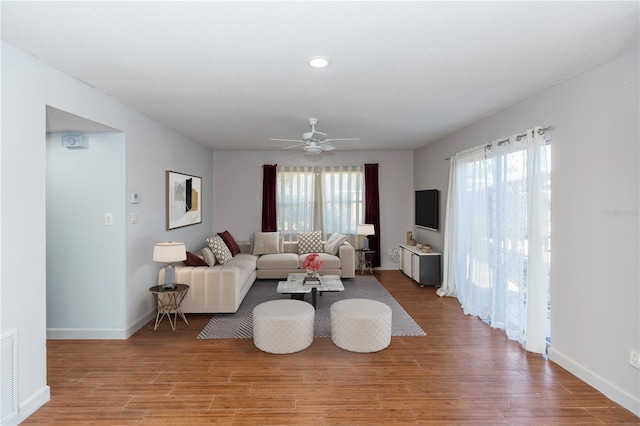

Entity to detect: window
[276,166,364,240]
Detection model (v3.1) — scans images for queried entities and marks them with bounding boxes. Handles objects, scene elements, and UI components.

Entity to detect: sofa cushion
[298,231,322,254]
[323,233,349,255]
[299,252,341,269]
[218,230,241,256]
[228,253,259,269]
[185,251,208,267]
[206,235,233,265]
[257,253,300,270]
[252,232,280,255]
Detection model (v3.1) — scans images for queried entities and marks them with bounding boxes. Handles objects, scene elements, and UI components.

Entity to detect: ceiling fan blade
[323,137,360,142]
[321,143,336,151]
[270,138,302,142]
[283,142,306,150]
[303,131,327,141]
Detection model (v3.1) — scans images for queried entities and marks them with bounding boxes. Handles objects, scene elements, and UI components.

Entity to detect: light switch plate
[105,213,113,226]
[130,212,139,224]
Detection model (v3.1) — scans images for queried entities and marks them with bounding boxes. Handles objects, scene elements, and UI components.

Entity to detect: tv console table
[399,244,441,287]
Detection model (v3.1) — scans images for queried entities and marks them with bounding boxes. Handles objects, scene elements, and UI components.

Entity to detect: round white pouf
[330,299,392,353]
[253,299,315,354]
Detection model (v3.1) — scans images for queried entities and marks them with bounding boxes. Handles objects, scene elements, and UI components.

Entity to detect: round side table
[149,284,190,331]
[355,249,376,274]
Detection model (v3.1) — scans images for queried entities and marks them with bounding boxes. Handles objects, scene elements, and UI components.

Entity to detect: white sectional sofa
[158,238,355,314]
[159,248,257,314]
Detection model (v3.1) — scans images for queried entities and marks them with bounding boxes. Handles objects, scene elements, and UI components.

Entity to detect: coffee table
[277,273,344,308]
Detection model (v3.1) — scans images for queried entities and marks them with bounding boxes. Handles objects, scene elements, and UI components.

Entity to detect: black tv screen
[415,189,439,231]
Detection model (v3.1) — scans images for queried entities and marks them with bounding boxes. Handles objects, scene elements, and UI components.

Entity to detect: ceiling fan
[270,118,360,155]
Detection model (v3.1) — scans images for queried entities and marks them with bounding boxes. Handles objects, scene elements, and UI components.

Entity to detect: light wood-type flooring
[25,270,639,425]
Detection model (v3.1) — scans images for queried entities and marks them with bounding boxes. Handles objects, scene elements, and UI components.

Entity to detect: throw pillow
[252,232,280,255]
[218,230,241,256]
[201,247,217,267]
[206,235,233,265]
[298,231,322,254]
[184,251,208,267]
[323,233,349,255]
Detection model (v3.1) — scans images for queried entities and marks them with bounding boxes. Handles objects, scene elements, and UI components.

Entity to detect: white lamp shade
[357,224,375,236]
[153,242,187,262]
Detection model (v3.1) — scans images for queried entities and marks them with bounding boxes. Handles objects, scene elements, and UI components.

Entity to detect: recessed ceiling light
[308,56,330,68]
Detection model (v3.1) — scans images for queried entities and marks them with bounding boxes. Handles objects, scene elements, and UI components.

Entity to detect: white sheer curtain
[438,145,489,300]
[321,166,364,239]
[276,165,364,242]
[276,166,315,241]
[439,127,550,353]
[523,128,551,353]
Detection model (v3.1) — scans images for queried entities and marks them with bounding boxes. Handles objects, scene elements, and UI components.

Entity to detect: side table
[355,249,376,274]
[149,284,190,331]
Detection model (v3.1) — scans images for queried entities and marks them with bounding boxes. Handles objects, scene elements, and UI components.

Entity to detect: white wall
[123,120,214,336]
[46,131,126,337]
[212,150,414,270]
[1,42,214,424]
[413,49,639,415]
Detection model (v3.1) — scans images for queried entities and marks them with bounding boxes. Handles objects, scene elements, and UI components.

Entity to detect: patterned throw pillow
[206,235,233,265]
[298,231,322,254]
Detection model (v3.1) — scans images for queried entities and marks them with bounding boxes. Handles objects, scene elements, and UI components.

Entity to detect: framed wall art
[166,170,202,230]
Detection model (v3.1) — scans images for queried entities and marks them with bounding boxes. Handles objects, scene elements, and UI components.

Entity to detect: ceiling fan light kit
[269,118,360,155]
[304,145,323,155]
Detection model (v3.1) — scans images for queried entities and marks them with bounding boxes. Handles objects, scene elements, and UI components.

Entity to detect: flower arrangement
[303,253,323,277]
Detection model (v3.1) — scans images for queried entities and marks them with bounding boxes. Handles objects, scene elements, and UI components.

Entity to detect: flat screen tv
[415,189,439,231]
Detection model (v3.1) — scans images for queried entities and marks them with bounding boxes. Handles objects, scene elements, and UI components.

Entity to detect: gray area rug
[197,275,426,339]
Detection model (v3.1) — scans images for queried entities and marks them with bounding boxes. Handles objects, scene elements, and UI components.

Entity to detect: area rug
[197,275,426,339]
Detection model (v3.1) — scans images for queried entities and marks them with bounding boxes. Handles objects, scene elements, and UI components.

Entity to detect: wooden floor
[25,270,638,425]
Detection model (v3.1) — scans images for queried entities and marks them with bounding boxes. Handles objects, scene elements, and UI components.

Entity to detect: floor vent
[1,330,18,423]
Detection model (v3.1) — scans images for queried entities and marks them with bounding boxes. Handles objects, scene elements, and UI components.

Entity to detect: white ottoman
[253,299,315,354]
[330,299,392,353]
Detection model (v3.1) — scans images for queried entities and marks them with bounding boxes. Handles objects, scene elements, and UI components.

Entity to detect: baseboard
[47,327,127,339]
[548,347,640,417]
[46,310,156,340]
[2,384,50,425]
[126,309,156,338]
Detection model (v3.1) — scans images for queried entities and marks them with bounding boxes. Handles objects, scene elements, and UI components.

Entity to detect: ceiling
[45,106,120,133]
[2,1,638,152]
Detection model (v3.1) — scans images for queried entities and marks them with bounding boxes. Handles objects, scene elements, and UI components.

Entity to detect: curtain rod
[445,126,552,160]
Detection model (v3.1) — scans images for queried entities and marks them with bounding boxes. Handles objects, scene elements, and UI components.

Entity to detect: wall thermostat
[130,193,140,204]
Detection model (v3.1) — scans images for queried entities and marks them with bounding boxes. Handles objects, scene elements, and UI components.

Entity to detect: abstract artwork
[166,170,202,230]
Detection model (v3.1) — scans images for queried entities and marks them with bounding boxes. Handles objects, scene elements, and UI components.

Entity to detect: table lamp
[357,224,375,250]
[153,242,186,289]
